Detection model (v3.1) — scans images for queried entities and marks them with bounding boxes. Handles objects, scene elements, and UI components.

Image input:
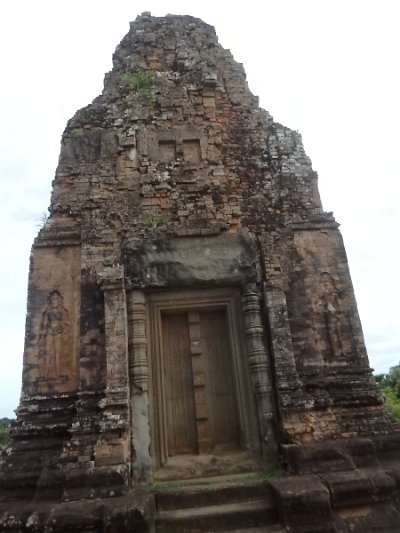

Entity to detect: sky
[0,0,399,418]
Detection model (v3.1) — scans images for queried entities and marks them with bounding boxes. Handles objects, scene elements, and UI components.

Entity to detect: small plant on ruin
[144,213,166,228]
[36,211,49,229]
[120,70,156,96]
[70,128,84,138]
[259,465,286,479]
[200,47,226,63]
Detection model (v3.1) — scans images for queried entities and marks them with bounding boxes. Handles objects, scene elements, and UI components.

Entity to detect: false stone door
[161,309,239,457]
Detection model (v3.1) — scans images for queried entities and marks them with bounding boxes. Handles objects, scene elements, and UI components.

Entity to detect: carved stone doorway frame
[147,287,259,470]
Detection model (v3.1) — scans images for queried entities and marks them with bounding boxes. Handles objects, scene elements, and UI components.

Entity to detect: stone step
[222,525,287,533]
[156,498,279,532]
[155,478,273,511]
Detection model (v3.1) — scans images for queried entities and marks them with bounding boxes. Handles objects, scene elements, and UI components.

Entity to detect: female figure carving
[38,290,70,379]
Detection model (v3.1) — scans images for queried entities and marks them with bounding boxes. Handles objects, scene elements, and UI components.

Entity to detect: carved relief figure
[38,290,71,379]
[320,273,343,358]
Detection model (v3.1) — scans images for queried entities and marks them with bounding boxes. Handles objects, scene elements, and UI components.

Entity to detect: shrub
[0,418,11,451]
[381,387,400,421]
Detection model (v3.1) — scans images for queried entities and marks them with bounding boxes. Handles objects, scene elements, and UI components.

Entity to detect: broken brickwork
[1,13,400,532]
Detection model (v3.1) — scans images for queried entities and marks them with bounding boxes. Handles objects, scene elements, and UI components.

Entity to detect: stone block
[283,441,355,474]
[321,469,374,508]
[270,475,334,529]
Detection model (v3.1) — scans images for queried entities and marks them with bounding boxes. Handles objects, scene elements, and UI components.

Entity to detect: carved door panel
[200,311,239,448]
[162,313,197,455]
[161,309,239,456]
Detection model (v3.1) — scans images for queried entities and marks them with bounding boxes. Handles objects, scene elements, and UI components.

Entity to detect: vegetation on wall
[0,418,11,451]
[119,70,156,96]
[36,211,49,230]
[144,213,166,228]
[375,363,400,421]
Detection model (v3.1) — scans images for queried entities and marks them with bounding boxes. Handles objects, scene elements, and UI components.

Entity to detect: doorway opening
[148,289,259,480]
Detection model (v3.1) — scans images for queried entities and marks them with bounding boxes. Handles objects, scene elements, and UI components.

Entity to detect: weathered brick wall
[38,12,398,450]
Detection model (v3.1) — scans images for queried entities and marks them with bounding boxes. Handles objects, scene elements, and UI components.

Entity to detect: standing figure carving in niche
[38,290,71,379]
[320,273,343,358]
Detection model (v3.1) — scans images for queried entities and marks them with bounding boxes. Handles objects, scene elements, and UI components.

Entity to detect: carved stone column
[127,290,151,483]
[242,283,277,460]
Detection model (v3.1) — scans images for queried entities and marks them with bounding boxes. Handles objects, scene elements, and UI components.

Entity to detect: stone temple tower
[2,13,400,532]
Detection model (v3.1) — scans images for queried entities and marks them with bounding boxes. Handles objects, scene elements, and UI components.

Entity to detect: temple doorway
[148,289,260,480]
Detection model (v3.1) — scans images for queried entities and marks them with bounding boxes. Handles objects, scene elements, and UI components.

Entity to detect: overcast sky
[0,0,399,418]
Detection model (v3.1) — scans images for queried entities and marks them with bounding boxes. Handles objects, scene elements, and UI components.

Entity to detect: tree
[0,418,10,450]
[375,364,400,421]
[385,364,400,397]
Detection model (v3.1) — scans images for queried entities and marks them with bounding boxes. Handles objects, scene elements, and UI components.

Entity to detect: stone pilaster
[128,291,149,392]
[242,283,277,460]
[127,290,151,482]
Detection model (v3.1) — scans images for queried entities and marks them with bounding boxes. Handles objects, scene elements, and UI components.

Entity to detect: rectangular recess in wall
[158,140,176,163]
[183,139,201,164]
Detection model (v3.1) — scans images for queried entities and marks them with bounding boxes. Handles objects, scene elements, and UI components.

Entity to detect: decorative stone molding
[127,291,149,392]
[127,290,151,482]
[242,283,277,458]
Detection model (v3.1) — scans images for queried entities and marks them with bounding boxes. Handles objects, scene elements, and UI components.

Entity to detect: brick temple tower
[1,13,400,532]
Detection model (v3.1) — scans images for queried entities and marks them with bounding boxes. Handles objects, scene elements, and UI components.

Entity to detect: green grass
[150,465,286,491]
[237,466,286,482]
[259,465,286,479]
[151,481,183,492]
[119,70,156,95]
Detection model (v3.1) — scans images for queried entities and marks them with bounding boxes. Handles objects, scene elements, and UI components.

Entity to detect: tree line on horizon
[0,418,12,451]
[375,363,400,421]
